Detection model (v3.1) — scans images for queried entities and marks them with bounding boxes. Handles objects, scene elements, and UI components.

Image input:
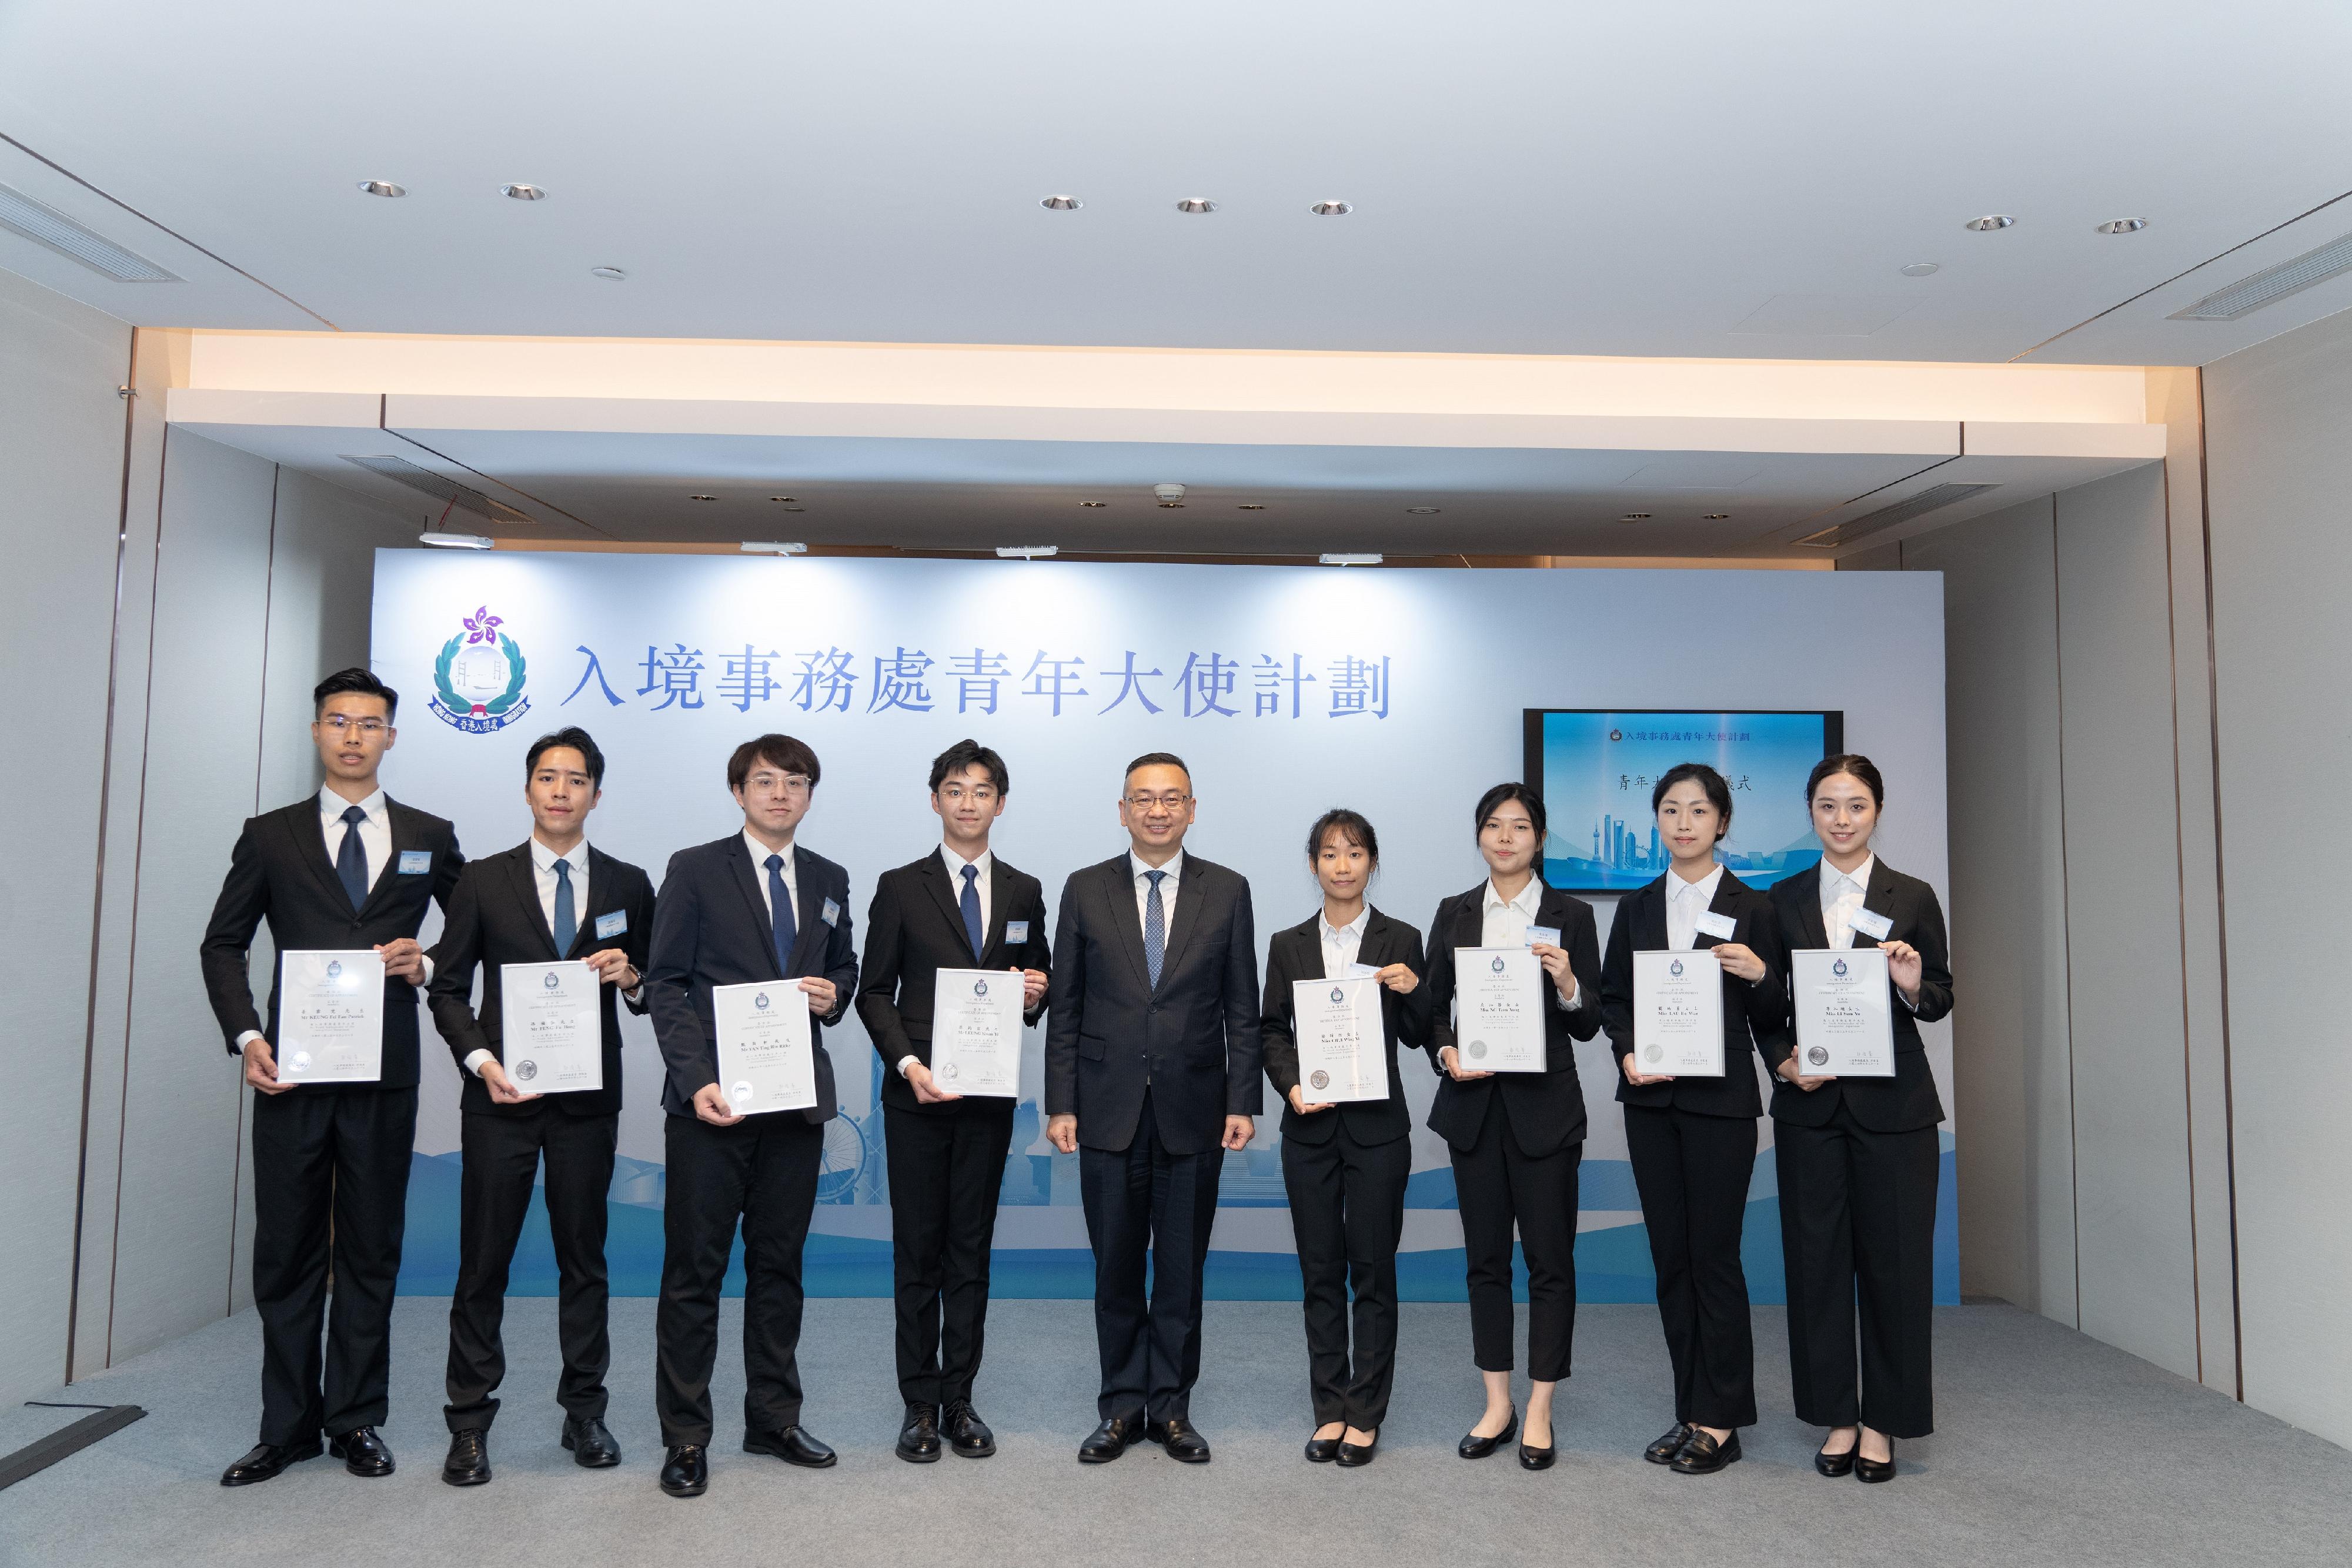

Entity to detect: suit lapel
[786,847,826,975]
[1103,857,1153,993]
[1703,871,1749,950]
[981,858,1013,966]
[355,800,420,921]
[727,837,783,978]
[1862,858,1902,942]
[1636,878,1670,950]
[920,852,980,964]
[1793,867,1832,950]
[507,844,560,959]
[577,845,626,959]
[289,800,350,911]
[1450,885,1486,954]
[1155,858,1207,993]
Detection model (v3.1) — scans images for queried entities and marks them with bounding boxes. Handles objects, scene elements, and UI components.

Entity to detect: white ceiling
[8,1,2352,364]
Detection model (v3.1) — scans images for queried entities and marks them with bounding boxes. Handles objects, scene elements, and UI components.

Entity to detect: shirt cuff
[1553,976,1582,1011]
[234,1029,263,1053]
[463,1049,495,1077]
[1897,989,1919,1014]
[420,954,436,985]
[896,1054,920,1079]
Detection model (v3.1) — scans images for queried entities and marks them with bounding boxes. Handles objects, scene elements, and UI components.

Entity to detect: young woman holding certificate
[1422,783,1602,1471]
[1258,810,1431,1469]
[1765,754,1953,1485]
[1596,764,1783,1476]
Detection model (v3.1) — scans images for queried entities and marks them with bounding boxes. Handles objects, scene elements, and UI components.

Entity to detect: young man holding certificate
[424,727,655,1486]
[200,668,465,1487]
[856,740,1052,1464]
[642,734,860,1499]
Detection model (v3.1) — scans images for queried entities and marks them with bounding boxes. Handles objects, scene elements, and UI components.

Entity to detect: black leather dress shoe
[1855,1445,1896,1484]
[219,1437,322,1486]
[1078,1415,1138,1463]
[1815,1441,1857,1477]
[659,1444,709,1497]
[1672,1429,1740,1475]
[1304,1432,1341,1463]
[441,1428,491,1486]
[897,1403,943,1463]
[744,1425,836,1468]
[1335,1430,1379,1468]
[329,1426,395,1477]
[1644,1423,1693,1465]
[562,1415,621,1468]
[1458,1408,1517,1460]
[1148,1416,1212,1463]
[943,1399,995,1459]
[1518,1439,1556,1471]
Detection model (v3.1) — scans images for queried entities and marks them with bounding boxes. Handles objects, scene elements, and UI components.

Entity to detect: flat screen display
[1522,709,1843,894]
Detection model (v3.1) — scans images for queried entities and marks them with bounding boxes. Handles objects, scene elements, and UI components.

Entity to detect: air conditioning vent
[2169,230,2352,320]
[340,455,533,525]
[1795,482,1998,549]
[0,183,179,282]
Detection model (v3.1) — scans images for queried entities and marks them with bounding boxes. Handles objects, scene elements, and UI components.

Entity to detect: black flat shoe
[1518,1440,1556,1470]
[744,1425,836,1468]
[562,1415,622,1468]
[1671,1429,1740,1475]
[1644,1422,1693,1465]
[441,1427,491,1486]
[1458,1407,1518,1459]
[328,1426,395,1477]
[659,1444,708,1497]
[1815,1442,1857,1477]
[896,1403,943,1463]
[219,1437,322,1486]
[1335,1430,1379,1468]
[1855,1445,1896,1484]
[1304,1432,1341,1463]
[1079,1415,1138,1463]
[943,1399,995,1459]
[1148,1416,1212,1463]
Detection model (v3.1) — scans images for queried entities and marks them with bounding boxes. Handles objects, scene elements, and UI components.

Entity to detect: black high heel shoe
[1458,1407,1517,1459]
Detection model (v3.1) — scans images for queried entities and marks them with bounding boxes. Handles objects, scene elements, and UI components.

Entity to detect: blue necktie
[766,852,797,974]
[960,863,985,962]
[552,858,577,954]
[1144,868,1167,989]
[335,805,369,912]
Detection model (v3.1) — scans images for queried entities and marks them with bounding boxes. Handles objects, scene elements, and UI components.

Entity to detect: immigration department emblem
[429,606,530,734]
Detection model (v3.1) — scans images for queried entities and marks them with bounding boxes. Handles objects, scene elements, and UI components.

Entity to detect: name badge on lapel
[594,911,627,940]
[1005,920,1031,944]
[820,897,841,928]
[1850,907,1893,941]
[397,850,432,875]
[1695,911,1738,941]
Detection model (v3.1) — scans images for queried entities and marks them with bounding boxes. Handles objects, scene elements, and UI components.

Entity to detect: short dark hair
[728,734,822,793]
[1473,781,1546,841]
[1805,752,1885,808]
[1124,751,1191,790]
[313,666,397,722]
[930,738,1009,795]
[1651,762,1732,840]
[526,727,606,788]
[1307,808,1379,867]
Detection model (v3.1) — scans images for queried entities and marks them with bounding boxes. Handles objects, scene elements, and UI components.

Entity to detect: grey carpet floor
[4,1299,2346,1567]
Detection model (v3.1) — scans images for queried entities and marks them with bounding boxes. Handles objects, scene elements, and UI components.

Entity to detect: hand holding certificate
[929,968,1024,1098]
[1791,947,1897,1077]
[276,950,386,1084]
[1453,947,1547,1073]
[713,980,818,1114]
[1633,950,1725,1077]
[499,961,601,1094]
[1292,975,1388,1104]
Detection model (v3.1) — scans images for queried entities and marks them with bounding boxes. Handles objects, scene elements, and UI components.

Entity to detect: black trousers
[443,1106,618,1432]
[1624,1104,1758,1429]
[1775,1098,1939,1438]
[1077,1091,1224,1423]
[654,1111,823,1446]
[1281,1121,1410,1429]
[1452,1094,1580,1382]
[249,1085,416,1445]
[883,1099,1014,1407]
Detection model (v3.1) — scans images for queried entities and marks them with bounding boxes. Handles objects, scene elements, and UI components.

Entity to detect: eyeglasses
[317,716,388,735]
[1125,793,1192,811]
[752,775,813,797]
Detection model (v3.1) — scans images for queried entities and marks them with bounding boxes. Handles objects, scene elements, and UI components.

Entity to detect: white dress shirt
[1666,863,1727,952]
[1819,855,1875,951]
[898,843,997,1080]
[237,786,428,1052]
[746,829,800,921]
[1319,905,1370,979]
[1130,848,1185,927]
[1480,877,1579,1009]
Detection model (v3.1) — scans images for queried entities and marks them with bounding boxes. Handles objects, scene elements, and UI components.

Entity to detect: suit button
[1148,1005,1158,1014]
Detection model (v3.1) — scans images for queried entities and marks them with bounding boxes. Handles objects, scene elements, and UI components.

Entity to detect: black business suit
[1044,851,1261,1424]
[200,793,464,1447]
[643,833,858,1446]
[857,849,1053,1409]
[1422,882,1602,1382]
[426,841,655,1434]
[1259,908,1431,1429]
[1598,870,1784,1431]
[1762,858,1952,1439]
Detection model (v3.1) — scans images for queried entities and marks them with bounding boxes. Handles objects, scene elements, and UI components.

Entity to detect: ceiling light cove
[358,180,406,198]
[1319,553,1381,566]
[1040,195,1082,211]
[500,183,547,201]
[997,546,1059,559]
[1965,214,2016,232]
[420,530,492,549]
[1175,198,1217,214]
[741,541,807,556]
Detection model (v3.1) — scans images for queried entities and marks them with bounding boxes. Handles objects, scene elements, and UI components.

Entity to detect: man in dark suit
[643,733,860,1499]
[857,739,1053,1463]
[1044,751,1260,1465]
[425,726,656,1486]
[201,667,465,1487]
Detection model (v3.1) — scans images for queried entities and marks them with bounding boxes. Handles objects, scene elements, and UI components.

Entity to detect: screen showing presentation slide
[1523,708,1843,893]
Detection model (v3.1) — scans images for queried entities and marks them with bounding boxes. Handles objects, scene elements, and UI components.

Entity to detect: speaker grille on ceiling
[1794,482,1998,549]
[0,182,180,282]
[341,455,533,525]
[2169,230,2352,320]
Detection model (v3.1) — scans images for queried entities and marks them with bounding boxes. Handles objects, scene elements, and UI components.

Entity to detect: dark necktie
[766,852,797,974]
[1144,868,1167,989]
[335,805,369,912]
[960,862,985,961]
[552,858,577,953]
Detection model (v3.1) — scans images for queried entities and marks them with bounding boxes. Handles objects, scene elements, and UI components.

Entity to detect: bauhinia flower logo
[463,606,503,646]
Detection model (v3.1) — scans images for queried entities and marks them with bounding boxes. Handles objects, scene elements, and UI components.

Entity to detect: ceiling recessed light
[419,530,493,549]
[1621,513,1652,521]
[1158,501,1184,509]
[1405,506,1441,515]
[688,494,717,502]
[1237,503,1267,510]
[1309,200,1353,216]
[500,183,546,201]
[1964,213,2016,232]
[589,266,626,280]
[358,180,407,198]
[1319,553,1382,566]
[1040,195,1082,211]
[1175,198,1217,214]
[1703,513,1730,520]
[1078,500,1107,507]
[996,546,1060,559]
[768,496,797,503]
[2096,217,2148,235]
[1899,261,1940,277]
[740,541,807,556]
